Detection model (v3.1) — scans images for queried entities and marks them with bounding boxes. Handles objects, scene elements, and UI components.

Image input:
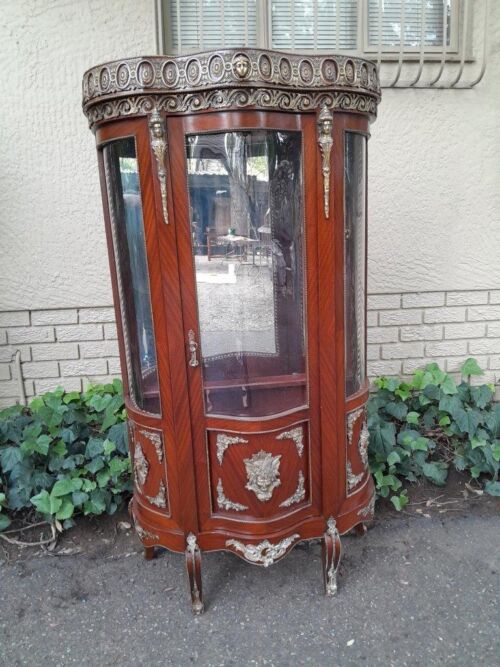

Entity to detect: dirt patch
[1,471,498,564]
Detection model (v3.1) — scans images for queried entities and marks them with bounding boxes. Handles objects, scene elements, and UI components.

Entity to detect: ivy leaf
[438,415,451,427]
[470,385,493,409]
[103,439,116,456]
[51,479,75,497]
[0,514,11,531]
[440,375,458,395]
[0,446,23,472]
[422,462,448,486]
[484,480,500,496]
[492,442,500,462]
[85,437,104,459]
[454,408,481,437]
[85,457,105,474]
[390,492,409,511]
[406,411,419,425]
[55,499,74,520]
[385,401,408,421]
[471,437,488,450]
[460,358,484,378]
[30,489,62,515]
[72,491,89,506]
[387,451,401,466]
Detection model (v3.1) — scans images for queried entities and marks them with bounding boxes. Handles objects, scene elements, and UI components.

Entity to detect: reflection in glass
[344,132,367,397]
[186,130,307,418]
[104,138,160,414]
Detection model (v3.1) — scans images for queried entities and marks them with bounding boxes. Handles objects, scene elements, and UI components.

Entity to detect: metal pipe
[427,0,449,86]
[388,0,406,87]
[408,0,427,86]
[467,0,488,87]
[449,0,469,87]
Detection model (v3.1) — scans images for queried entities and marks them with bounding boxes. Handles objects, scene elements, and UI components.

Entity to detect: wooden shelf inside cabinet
[83,48,380,614]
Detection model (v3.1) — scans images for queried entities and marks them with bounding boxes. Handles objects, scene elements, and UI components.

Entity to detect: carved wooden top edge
[82,48,381,125]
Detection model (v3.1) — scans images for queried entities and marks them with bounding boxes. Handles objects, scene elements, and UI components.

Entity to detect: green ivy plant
[368,358,500,510]
[0,380,131,531]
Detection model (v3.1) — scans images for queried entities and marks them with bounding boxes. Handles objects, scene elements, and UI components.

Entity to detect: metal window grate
[158,0,489,88]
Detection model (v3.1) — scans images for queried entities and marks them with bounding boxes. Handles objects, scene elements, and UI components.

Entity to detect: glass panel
[186,130,307,418]
[344,132,367,397]
[103,138,160,414]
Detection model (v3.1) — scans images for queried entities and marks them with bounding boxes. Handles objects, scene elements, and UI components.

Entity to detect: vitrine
[82,49,380,614]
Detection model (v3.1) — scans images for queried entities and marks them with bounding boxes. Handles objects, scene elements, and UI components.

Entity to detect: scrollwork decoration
[357,494,376,518]
[135,524,159,542]
[347,462,364,492]
[216,479,248,512]
[276,426,304,457]
[279,471,306,508]
[317,105,333,218]
[145,480,168,509]
[148,109,168,225]
[216,433,248,465]
[133,442,149,489]
[226,534,300,567]
[358,420,369,468]
[347,407,364,446]
[140,429,163,463]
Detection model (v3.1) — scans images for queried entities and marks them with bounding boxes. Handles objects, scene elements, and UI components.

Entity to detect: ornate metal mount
[347,462,364,492]
[279,471,306,508]
[216,479,248,512]
[139,428,163,463]
[133,442,149,489]
[187,329,199,367]
[358,420,369,468]
[276,426,304,457]
[347,407,364,446]
[216,433,248,465]
[185,533,204,614]
[148,109,168,225]
[145,480,168,509]
[324,517,341,596]
[244,450,281,502]
[135,523,159,543]
[357,493,376,518]
[317,105,333,218]
[226,534,300,567]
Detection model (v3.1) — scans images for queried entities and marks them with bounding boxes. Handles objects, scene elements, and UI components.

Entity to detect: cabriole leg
[354,522,367,536]
[144,545,155,560]
[323,517,342,596]
[185,533,204,615]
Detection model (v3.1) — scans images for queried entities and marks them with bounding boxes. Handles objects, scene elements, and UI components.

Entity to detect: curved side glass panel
[186,130,307,418]
[344,132,367,397]
[103,137,160,414]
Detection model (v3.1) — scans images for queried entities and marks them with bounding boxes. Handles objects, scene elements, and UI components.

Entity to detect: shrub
[0,380,131,531]
[368,358,500,510]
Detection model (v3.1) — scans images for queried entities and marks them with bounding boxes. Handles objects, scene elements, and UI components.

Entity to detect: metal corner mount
[317,105,333,218]
[148,108,169,225]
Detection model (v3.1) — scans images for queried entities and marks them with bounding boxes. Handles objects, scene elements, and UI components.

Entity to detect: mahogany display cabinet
[82,48,380,613]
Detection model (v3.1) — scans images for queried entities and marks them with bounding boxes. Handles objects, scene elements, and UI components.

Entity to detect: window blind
[367,0,451,48]
[166,0,258,53]
[271,0,358,50]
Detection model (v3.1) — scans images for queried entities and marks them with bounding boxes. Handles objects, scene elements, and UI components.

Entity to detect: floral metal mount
[226,533,300,567]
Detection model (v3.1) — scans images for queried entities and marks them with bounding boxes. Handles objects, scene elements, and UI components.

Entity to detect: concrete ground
[0,512,498,666]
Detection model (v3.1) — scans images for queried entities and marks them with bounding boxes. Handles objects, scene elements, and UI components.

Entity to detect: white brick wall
[1,289,499,408]
[0,308,121,408]
[367,289,500,394]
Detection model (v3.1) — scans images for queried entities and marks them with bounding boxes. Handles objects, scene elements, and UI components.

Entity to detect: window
[162,1,459,57]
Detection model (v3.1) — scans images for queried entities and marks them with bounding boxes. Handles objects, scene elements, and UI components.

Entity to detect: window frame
[159,0,465,61]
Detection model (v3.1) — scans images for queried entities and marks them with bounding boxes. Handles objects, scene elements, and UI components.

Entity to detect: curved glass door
[186,130,306,418]
[103,137,160,414]
[344,132,367,397]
